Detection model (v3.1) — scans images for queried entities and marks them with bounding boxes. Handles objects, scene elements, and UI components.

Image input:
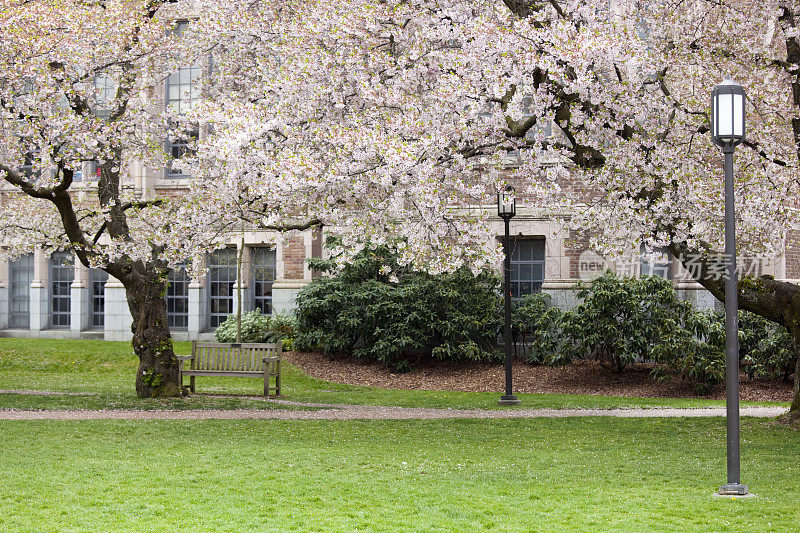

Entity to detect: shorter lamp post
[711,79,749,496]
[498,186,521,406]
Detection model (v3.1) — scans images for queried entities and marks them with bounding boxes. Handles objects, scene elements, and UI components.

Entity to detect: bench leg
[276,359,281,396]
[190,375,196,394]
[263,367,269,397]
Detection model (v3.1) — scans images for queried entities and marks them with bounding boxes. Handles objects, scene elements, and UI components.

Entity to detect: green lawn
[1,418,798,532]
[0,338,789,410]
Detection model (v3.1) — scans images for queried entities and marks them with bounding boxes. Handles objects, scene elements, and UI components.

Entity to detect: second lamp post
[498,186,521,406]
[711,79,749,496]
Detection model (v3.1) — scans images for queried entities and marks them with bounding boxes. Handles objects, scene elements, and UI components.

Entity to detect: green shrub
[563,272,692,373]
[214,309,272,343]
[512,293,568,365]
[738,311,794,381]
[650,309,793,394]
[214,309,298,350]
[651,310,726,394]
[295,244,502,370]
[268,312,299,350]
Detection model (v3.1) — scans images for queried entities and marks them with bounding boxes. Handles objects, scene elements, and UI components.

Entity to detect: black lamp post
[498,186,521,406]
[711,79,749,496]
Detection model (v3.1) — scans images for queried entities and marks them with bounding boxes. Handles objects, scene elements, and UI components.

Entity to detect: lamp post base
[498,395,521,406]
[716,483,750,496]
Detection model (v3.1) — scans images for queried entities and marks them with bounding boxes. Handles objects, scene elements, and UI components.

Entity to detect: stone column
[232,243,250,319]
[29,248,49,332]
[71,259,91,333]
[0,259,8,330]
[103,275,132,341]
[188,256,207,337]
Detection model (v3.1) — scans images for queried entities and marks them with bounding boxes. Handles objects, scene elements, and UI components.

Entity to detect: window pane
[49,252,73,328]
[519,242,533,261]
[640,245,672,280]
[531,240,545,261]
[91,269,108,328]
[508,238,545,300]
[208,249,237,328]
[165,263,189,330]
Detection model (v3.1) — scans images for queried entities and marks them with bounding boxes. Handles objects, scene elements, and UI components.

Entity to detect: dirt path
[0,402,788,421]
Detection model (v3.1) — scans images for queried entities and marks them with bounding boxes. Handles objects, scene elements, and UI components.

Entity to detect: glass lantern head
[497,186,516,217]
[711,79,746,147]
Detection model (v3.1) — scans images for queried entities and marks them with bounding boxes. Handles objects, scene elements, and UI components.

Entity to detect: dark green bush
[512,293,567,365]
[738,311,794,382]
[560,272,794,392]
[295,245,502,370]
[645,308,792,394]
[651,310,726,394]
[563,272,692,373]
[268,312,299,350]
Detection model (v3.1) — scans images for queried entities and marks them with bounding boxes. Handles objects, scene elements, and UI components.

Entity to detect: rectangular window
[165,127,198,177]
[166,64,201,115]
[251,247,276,314]
[9,254,33,329]
[93,74,115,120]
[19,152,37,179]
[50,252,74,328]
[208,249,237,329]
[72,162,83,182]
[166,263,189,330]
[90,268,108,328]
[510,239,545,299]
[82,160,102,181]
[164,21,201,178]
[640,245,671,279]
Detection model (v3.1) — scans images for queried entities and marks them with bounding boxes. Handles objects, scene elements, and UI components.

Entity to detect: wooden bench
[177,341,282,396]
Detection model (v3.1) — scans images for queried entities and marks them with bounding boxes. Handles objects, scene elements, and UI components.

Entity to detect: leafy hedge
[512,293,567,366]
[514,271,795,394]
[565,273,691,373]
[294,252,794,391]
[214,309,298,350]
[295,245,502,371]
[738,311,795,382]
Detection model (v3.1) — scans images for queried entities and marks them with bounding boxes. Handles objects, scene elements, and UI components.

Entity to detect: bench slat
[182,370,264,377]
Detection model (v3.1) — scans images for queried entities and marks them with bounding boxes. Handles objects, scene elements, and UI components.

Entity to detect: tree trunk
[669,241,800,420]
[123,267,182,398]
[791,327,800,421]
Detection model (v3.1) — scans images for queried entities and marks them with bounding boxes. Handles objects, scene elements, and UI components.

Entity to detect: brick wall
[564,228,591,279]
[786,230,800,279]
[283,235,306,280]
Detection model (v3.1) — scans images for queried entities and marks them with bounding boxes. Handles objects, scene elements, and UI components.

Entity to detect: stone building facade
[0,17,794,342]
[0,200,790,342]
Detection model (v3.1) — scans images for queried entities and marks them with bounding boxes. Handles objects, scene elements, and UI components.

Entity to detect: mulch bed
[284,351,794,402]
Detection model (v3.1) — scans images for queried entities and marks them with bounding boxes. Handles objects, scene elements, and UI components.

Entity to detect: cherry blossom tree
[194,0,800,418]
[0,0,222,397]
